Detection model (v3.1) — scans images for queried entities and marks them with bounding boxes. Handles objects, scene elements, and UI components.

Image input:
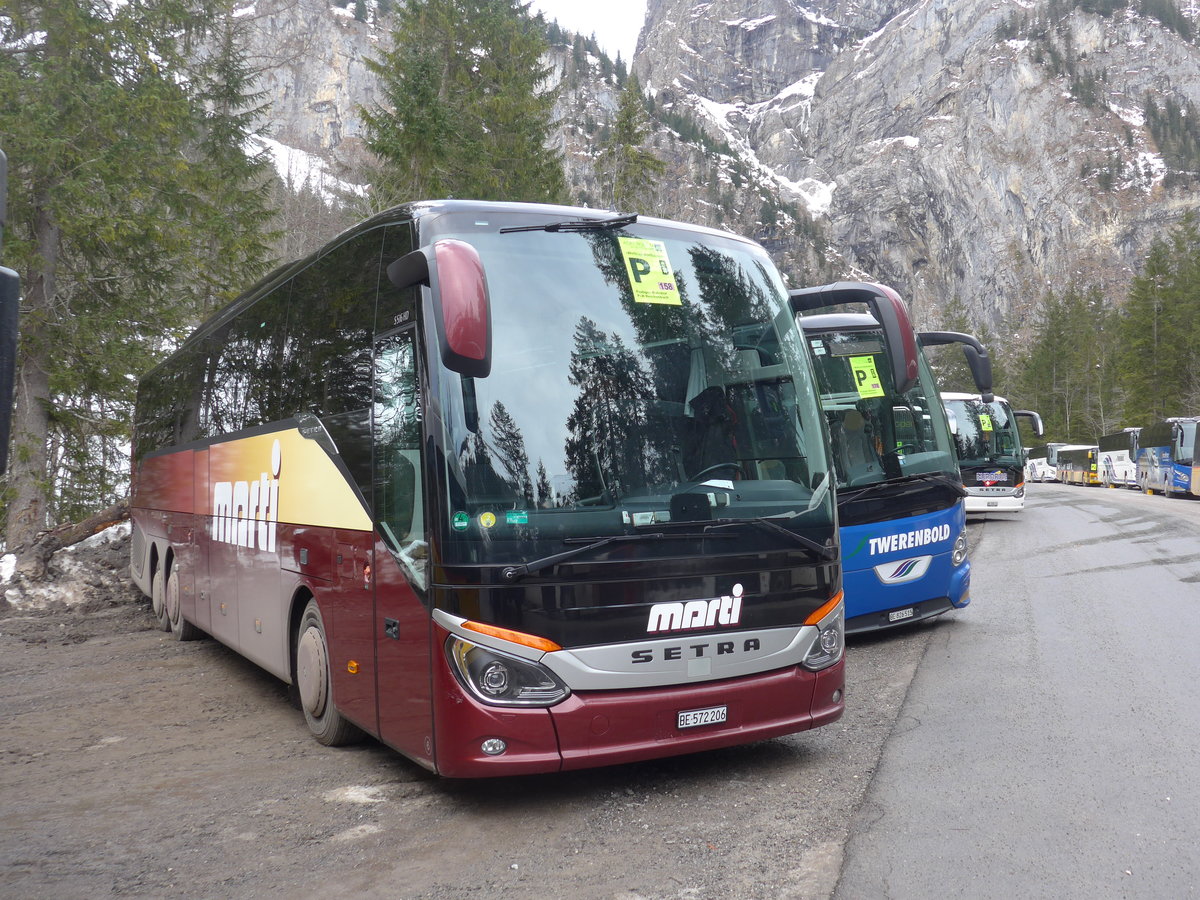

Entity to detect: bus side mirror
[388,239,492,379]
[789,281,919,395]
[918,331,994,402]
[1015,409,1044,438]
[867,285,919,395]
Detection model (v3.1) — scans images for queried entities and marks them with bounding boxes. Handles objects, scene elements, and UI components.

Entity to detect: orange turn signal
[461,620,562,652]
[804,590,844,626]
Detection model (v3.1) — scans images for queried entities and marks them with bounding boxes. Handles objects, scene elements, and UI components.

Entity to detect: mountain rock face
[635,0,1200,328]
[228,0,1200,333]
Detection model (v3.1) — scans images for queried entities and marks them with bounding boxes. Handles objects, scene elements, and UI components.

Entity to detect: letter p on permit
[628,257,651,283]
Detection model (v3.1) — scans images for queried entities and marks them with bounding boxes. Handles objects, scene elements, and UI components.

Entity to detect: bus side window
[374,329,426,590]
[377,223,418,334]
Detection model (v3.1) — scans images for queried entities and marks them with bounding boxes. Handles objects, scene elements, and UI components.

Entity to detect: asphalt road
[7,482,1200,897]
[835,482,1200,899]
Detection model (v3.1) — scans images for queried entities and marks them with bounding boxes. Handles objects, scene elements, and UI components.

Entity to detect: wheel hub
[296,626,328,718]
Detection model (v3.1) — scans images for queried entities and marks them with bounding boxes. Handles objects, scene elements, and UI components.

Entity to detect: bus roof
[150,199,765,377]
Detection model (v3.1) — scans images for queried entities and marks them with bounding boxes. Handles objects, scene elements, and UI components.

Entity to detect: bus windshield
[803,321,958,488]
[1179,421,1198,464]
[415,212,833,566]
[944,397,1024,468]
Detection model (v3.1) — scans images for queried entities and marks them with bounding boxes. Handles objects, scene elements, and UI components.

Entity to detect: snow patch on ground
[2,522,136,611]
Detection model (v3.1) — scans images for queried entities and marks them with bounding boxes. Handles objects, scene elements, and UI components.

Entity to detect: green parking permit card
[849,355,885,398]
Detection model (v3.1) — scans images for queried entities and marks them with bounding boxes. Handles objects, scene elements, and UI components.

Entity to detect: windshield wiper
[838,471,967,506]
[703,517,836,559]
[499,213,637,234]
[499,531,679,583]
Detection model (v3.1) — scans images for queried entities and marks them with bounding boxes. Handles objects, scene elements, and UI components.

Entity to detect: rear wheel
[165,567,203,642]
[150,567,171,631]
[295,599,361,746]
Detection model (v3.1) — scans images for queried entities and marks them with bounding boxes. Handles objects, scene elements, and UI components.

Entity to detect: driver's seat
[683,386,738,479]
[839,409,883,486]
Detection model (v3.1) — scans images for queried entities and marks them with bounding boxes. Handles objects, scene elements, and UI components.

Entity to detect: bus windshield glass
[1179,421,1198,464]
[944,397,1023,468]
[411,212,833,566]
[804,324,957,488]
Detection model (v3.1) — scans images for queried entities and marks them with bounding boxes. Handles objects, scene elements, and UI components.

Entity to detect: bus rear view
[130,201,845,776]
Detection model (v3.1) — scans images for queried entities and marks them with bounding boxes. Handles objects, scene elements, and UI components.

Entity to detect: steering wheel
[689,462,743,481]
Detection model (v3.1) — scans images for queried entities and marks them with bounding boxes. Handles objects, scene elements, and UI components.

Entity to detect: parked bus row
[1026,417,1200,497]
[130,200,992,777]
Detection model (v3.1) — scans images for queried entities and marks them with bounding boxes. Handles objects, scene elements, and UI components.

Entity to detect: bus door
[372,327,434,766]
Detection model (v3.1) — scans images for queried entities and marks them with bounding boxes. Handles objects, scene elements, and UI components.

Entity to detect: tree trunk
[12,498,130,582]
[3,192,59,552]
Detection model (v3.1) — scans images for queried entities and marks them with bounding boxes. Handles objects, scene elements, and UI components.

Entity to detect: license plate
[678,705,727,729]
[987,500,999,507]
[888,607,915,622]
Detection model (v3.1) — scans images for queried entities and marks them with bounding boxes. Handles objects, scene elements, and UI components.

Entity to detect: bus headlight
[802,603,844,671]
[952,533,968,566]
[446,637,570,707]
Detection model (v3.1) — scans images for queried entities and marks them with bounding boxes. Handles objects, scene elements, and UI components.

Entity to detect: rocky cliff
[230,0,1200,332]
[635,0,1200,328]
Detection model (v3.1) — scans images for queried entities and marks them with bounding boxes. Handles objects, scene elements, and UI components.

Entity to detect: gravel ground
[0,529,934,899]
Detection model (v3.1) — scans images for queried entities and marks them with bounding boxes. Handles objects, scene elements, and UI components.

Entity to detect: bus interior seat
[835,409,883,486]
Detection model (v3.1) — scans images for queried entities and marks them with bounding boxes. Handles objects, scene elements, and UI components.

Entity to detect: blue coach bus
[1136,416,1200,497]
[793,282,991,634]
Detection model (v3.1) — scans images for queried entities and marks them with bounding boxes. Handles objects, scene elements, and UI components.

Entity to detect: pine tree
[488,400,533,501]
[1117,214,1200,422]
[0,0,275,550]
[597,74,667,212]
[360,0,568,207]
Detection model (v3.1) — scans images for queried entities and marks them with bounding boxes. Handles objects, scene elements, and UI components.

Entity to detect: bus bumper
[430,656,844,778]
[844,559,971,634]
[964,494,1022,513]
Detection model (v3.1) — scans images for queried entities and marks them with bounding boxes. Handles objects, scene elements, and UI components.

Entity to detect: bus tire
[295,599,362,747]
[150,566,171,632]
[165,567,203,642]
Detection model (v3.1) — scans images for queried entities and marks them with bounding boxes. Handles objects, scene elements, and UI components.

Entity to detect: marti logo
[646,584,744,633]
[213,440,281,552]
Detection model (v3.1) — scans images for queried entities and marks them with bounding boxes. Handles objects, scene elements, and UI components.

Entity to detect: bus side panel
[1171,462,1193,495]
[135,449,197,515]
[208,527,240,649]
[375,542,434,769]
[191,448,212,634]
[326,529,380,737]
[237,543,287,678]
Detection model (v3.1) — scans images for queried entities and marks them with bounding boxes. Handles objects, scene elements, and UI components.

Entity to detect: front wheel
[295,599,362,747]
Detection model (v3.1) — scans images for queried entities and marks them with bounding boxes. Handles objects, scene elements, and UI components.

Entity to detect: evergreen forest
[930,214,1200,448]
[2,0,1200,554]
